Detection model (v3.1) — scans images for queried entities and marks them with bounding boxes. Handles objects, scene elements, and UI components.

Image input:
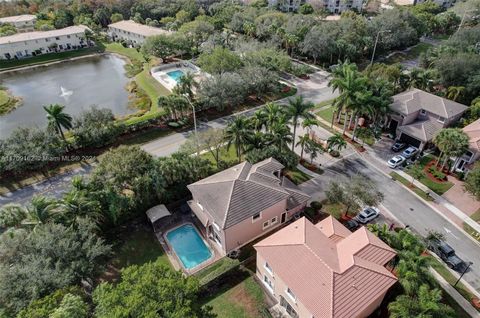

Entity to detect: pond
[0,54,135,137]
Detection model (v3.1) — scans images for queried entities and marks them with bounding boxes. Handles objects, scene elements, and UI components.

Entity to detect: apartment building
[268,0,363,13]
[0,14,36,32]
[107,20,171,46]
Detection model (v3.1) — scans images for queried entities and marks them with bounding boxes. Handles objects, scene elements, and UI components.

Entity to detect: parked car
[427,238,465,271]
[387,155,406,168]
[401,146,419,159]
[355,207,380,224]
[391,141,406,152]
[344,219,360,231]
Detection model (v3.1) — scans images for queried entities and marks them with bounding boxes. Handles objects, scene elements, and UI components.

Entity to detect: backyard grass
[202,273,270,318]
[390,172,434,201]
[0,46,103,70]
[405,155,454,195]
[135,67,170,111]
[195,257,240,286]
[320,200,347,219]
[284,166,312,185]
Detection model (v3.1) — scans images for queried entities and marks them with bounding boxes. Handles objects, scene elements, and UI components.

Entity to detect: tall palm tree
[408,68,435,92]
[328,62,368,133]
[43,104,73,142]
[433,128,469,170]
[263,102,285,132]
[286,96,314,151]
[305,139,322,164]
[296,134,311,160]
[245,131,266,152]
[225,116,252,162]
[301,117,319,134]
[173,72,196,100]
[57,189,103,226]
[351,91,374,141]
[446,86,465,101]
[251,110,267,132]
[266,118,293,153]
[327,133,347,152]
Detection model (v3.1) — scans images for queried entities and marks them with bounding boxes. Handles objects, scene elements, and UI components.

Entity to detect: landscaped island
[0,86,21,116]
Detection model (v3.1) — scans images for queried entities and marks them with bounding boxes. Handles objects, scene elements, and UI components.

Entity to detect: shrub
[330,150,340,157]
[310,201,323,210]
[246,146,299,169]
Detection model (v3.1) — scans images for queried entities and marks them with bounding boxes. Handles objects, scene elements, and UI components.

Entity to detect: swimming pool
[165,224,212,270]
[166,70,185,83]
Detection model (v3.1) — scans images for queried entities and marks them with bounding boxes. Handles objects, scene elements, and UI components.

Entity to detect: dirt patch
[226,283,259,318]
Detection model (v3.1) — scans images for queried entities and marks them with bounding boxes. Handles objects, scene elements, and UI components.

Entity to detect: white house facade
[0,25,89,60]
[107,20,171,46]
[268,0,363,13]
[0,14,36,32]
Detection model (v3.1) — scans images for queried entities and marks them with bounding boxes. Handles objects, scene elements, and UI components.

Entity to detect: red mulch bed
[423,160,449,183]
[472,297,480,309]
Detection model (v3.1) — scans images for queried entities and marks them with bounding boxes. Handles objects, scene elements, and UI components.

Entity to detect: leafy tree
[408,164,424,186]
[179,19,215,51]
[242,48,292,72]
[172,71,196,100]
[158,94,190,120]
[285,96,314,151]
[325,176,384,216]
[181,128,225,167]
[240,66,279,99]
[298,3,314,14]
[93,260,215,318]
[465,163,480,200]
[0,219,110,314]
[110,13,124,23]
[141,34,177,60]
[50,294,88,318]
[225,116,252,162]
[198,72,247,111]
[246,145,299,169]
[53,9,74,29]
[43,104,73,143]
[17,287,83,318]
[0,23,16,36]
[197,47,243,74]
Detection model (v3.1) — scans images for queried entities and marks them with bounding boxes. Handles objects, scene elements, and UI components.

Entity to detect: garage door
[399,133,422,148]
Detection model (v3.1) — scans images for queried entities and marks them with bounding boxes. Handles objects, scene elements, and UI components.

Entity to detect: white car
[402,146,418,159]
[387,155,406,168]
[355,207,380,224]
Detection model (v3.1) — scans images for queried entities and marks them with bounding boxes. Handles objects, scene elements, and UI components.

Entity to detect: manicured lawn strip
[104,42,145,62]
[0,46,102,70]
[390,172,434,201]
[110,227,171,270]
[200,145,239,167]
[428,255,479,313]
[316,105,335,124]
[195,257,240,286]
[463,209,480,241]
[284,166,312,185]
[405,155,454,195]
[135,67,170,112]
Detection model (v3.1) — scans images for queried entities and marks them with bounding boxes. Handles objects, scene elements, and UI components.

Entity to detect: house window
[55,37,60,40]
[420,109,427,116]
[271,216,278,225]
[286,287,296,302]
[280,296,298,318]
[437,116,445,124]
[263,275,274,293]
[67,35,71,38]
[264,262,273,275]
[263,220,270,229]
[252,213,261,222]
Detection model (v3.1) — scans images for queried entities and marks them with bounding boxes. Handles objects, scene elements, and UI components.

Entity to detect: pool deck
[153,213,224,275]
[150,61,202,92]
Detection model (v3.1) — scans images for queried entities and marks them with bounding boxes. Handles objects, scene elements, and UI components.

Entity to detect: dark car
[428,239,465,270]
[344,219,360,231]
[391,141,406,152]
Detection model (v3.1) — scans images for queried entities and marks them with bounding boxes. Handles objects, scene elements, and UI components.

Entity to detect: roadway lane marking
[444,227,459,240]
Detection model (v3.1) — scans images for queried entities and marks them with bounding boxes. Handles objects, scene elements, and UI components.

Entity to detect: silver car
[401,146,418,159]
[355,207,380,224]
[387,155,405,168]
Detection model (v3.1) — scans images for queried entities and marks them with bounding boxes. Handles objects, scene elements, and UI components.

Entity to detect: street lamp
[184,94,199,156]
[370,29,391,66]
[454,261,473,287]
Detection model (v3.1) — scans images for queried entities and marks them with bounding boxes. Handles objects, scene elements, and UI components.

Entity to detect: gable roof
[391,88,467,119]
[108,20,171,37]
[0,25,88,45]
[398,118,443,142]
[463,118,480,153]
[255,217,397,318]
[0,14,36,23]
[187,158,310,229]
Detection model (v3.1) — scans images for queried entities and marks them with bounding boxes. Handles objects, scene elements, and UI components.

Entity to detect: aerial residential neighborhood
[0,0,480,317]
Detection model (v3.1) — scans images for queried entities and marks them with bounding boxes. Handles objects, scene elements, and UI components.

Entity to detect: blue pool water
[166,224,212,269]
[166,70,185,82]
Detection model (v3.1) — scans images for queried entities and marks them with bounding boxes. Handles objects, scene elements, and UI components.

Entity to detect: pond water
[0,54,135,138]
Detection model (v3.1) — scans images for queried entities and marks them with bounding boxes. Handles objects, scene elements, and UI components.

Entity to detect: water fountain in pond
[60,86,73,100]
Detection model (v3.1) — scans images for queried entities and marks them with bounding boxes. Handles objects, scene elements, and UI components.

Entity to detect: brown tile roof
[463,118,480,153]
[391,88,467,119]
[255,217,397,318]
[188,158,310,229]
[107,20,171,37]
[398,119,443,142]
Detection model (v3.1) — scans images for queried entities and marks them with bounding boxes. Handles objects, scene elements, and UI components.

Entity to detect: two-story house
[255,216,397,318]
[452,118,480,173]
[187,158,310,256]
[107,20,171,47]
[387,89,468,151]
[0,15,36,32]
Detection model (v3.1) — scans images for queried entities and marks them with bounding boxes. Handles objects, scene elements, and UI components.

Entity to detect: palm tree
[327,133,347,152]
[251,110,267,132]
[351,92,374,141]
[286,96,314,151]
[245,131,266,152]
[266,118,293,153]
[43,104,73,142]
[225,116,252,162]
[23,196,59,227]
[301,117,319,134]
[433,128,469,170]
[57,189,103,226]
[408,68,435,91]
[173,72,196,100]
[296,134,311,160]
[305,139,322,164]
[328,62,368,133]
[367,223,391,243]
[263,102,285,132]
[446,86,465,101]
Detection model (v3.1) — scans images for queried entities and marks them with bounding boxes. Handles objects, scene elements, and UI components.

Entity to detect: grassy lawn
[0,89,19,115]
[284,166,312,185]
[390,172,434,201]
[320,200,347,219]
[0,46,102,70]
[0,90,9,106]
[463,208,480,242]
[200,145,239,167]
[135,68,170,112]
[405,155,454,195]
[316,105,335,124]
[202,273,270,318]
[195,257,240,286]
[104,42,145,62]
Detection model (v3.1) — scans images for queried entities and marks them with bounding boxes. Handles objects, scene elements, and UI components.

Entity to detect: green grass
[195,257,240,286]
[110,227,171,270]
[0,46,102,70]
[135,68,170,112]
[202,274,269,318]
[390,172,434,201]
[104,42,145,62]
[0,90,9,105]
[316,105,335,124]
[320,200,347,219]
[463,208,480,242]
[383,42,433,65]
[201,145,239,167]
[284,166,312,185]
[0,89,19,115]
[405,155,454,195]
[315,99,334,110]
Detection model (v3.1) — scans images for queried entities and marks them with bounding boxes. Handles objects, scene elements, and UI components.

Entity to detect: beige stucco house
[107,20,171,47]
[187,158,310,256]
[452,118,480,173]
[387,89,468,150]
[255,216,397,318]
[0,14,36,32]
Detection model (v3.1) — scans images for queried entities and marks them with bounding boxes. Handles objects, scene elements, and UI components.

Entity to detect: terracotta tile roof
[255,217,397,318]
[107,20,171,37]
[188,158,310,229]
[391,88,467,119]
[463,118,480,153]
[0,25,88,45]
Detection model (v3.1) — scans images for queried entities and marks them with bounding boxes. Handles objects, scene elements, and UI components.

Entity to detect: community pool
[167,70,184,83]
[165,224,212,270]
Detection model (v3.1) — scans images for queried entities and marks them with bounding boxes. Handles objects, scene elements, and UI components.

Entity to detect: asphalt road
[300,154,480,292]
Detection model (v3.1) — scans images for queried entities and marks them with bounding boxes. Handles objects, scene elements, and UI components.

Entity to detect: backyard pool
[167,70,184,83]
[165,224,212,270]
